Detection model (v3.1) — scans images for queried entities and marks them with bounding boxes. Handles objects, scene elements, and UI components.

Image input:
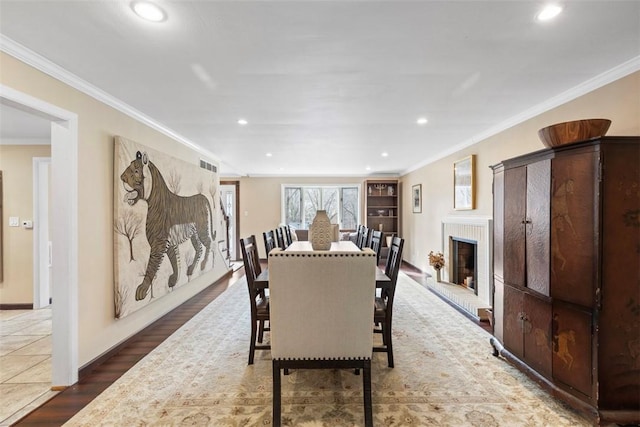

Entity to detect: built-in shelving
[364,180,400,236]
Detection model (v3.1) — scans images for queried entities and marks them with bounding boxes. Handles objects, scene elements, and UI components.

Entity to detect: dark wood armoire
[491,136,640,425]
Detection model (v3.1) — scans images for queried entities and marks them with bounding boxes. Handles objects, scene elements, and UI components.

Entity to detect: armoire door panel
[503,285,524,358]
[523,293,552,378]
[526,160,551,296]
[552,303,593,398]
[550,151,598,308]
[504,166,526,287]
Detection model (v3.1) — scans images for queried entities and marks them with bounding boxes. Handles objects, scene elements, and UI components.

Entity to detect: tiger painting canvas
[113,136,228,318]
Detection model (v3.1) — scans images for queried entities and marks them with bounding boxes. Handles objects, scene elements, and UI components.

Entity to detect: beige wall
[401,71,640,274]
[0,145,51,303]
[0,53,227,367]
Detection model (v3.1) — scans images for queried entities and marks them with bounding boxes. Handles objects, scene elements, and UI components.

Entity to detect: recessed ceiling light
[417,117,428,125]
[266,153,272,157]
[537,4,563,21]
[131,1,166,22]
[237,118,248,125]
[381,152,389,157]
[365,166,371,171]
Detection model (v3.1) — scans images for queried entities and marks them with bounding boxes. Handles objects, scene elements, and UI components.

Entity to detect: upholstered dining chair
[373,235,404,368]
[268,248,377,427]
[369,230,384,266]
[263,230,277,256]
[240,235,270,365]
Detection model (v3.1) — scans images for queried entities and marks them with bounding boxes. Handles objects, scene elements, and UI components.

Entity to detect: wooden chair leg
[385,321,394,368]
[381,324,387,345]
[248,319,257,365]
[273,360,282,427]
[363,360,373,427]
[258,320,265,343]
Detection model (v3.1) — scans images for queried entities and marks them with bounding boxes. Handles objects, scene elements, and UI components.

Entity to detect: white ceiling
[0,1,638,176]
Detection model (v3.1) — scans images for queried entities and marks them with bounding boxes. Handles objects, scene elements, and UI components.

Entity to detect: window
[282,184,360,230]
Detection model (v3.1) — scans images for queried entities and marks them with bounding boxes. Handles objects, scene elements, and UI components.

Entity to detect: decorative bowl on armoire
[537,118,611,148]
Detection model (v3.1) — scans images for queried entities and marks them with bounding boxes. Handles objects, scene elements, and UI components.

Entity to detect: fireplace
[441,217,493,310]
[451,237,477,295]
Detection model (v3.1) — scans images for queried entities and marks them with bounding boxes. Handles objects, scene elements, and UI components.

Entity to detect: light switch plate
[9,216,19,227]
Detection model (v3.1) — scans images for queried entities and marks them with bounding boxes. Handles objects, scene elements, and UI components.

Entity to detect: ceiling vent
[200,159,217,173]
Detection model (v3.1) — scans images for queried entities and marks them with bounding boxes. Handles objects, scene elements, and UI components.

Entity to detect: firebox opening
[450,237,478,295]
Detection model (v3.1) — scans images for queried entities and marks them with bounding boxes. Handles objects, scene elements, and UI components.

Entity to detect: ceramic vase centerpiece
[309,210,332,250]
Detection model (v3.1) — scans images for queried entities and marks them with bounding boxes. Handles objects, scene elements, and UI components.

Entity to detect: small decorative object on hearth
[429,251,445,282]
[309,210,332,250]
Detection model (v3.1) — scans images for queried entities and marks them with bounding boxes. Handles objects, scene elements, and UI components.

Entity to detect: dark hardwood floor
[14,261,487,426]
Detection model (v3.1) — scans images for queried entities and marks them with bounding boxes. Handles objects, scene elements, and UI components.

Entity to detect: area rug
[65,273,589,426]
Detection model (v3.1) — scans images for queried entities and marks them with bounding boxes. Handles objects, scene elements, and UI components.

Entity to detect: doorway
[1,84,79,387]
[220,181,239,261]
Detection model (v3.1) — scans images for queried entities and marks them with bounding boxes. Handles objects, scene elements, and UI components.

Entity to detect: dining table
[254,240,391,290]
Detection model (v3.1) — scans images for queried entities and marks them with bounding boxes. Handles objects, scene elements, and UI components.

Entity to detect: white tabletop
[286,241,361,252]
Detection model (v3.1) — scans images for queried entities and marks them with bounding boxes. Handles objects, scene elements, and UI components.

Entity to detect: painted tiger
[120,151,215,301]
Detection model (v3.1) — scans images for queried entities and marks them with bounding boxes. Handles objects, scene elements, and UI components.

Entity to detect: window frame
[281,183,361,230]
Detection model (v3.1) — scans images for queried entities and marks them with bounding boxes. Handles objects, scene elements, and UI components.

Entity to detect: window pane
[341,187,358,230]
[304,188,321,227]
[322,188,339,223]
[285,187,302,228]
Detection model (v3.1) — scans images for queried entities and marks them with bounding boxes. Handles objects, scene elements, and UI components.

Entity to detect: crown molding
[0,138,51,145]
[404,55,640,175]
[0,35,232,171]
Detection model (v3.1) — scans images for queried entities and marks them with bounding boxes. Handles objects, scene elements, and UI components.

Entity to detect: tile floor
[0,308,58,426]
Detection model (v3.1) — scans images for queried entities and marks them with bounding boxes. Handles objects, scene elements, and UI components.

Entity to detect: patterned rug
[65,273,589,426]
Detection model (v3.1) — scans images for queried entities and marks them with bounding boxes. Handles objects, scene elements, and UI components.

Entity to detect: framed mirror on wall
[454,155,475,210]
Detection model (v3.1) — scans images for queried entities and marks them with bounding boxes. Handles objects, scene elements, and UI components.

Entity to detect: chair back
[356,226,370,249]
[275,227,287,249]
[240,235,263,303]
[382,236,404,310]
[263,230,277,255]
[369,230,384,265]
[283,226,293,246]
[268,248,376,360]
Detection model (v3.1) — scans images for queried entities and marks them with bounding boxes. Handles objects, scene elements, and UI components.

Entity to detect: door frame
[220,180,240,261]
[33,156,51,309]
[1,84,79,387]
